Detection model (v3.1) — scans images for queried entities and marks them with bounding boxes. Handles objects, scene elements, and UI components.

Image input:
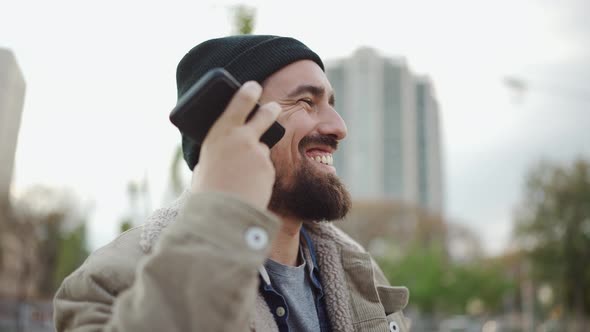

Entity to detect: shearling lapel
[251,294,279,332]
[305,223,356,332]
[139,191,189,253]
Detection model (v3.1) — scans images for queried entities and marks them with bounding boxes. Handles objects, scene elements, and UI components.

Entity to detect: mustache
[299,134,339,152]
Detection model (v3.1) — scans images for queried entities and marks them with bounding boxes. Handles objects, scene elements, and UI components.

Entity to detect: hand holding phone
[169,68,285,150]
[171,70,283,210]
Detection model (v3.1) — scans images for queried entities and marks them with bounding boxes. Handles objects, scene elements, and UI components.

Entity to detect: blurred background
[1,0,589,331]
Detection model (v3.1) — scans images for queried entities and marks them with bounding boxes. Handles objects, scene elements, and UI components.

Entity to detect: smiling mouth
[306,153,334,166]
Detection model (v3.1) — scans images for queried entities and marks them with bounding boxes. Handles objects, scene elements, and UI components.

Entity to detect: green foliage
[378,244,445,313]
[52,224,89,292]
[120,218,132,233]
[378,243,514,315]
[514,159,590,315]
[450,261,515,313]
[232,5,256,35]
[8,185,90,298]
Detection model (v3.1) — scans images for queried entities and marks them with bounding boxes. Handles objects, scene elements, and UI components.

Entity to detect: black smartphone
[169,68,285,149]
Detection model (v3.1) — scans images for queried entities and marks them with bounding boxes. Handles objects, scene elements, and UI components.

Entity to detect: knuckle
[253,108,277,128]
[236,127,253,141]
[261,104,277,115]
[241,126,260,140]
[254,108,271,122]
[237,85,260,104]
[258,144,272,159]
[239,92,257,105]
[263,101,280,112]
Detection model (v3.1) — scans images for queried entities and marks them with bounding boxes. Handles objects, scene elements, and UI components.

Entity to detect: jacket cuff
[167,191,281,254]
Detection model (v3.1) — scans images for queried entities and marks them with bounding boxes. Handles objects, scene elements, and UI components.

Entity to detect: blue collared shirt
[258,227,330,332]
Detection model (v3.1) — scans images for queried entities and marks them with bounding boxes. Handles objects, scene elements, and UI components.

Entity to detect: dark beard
[267,136,352,222]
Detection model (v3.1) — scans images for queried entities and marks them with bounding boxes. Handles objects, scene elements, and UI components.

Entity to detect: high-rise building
[415,76,444,213]
[0,48,26,298]
[326,48,443,213]
[0,48,25,209]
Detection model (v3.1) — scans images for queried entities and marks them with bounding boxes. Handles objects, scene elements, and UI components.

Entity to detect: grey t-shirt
[264,250,321,332]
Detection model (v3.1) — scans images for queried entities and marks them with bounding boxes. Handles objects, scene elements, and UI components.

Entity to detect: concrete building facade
[415,77,444,213]
[0,48,25,208]
[326,48,443,214]
[0,48,26,298]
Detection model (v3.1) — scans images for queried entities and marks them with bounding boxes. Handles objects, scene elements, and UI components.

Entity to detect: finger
[213,81,262,131]
[246,102,281,137]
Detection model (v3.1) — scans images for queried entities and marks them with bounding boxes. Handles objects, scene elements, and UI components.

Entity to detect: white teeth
[309,154,334,166]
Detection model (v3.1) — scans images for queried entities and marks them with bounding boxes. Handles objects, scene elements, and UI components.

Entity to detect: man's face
[259,60,352,222]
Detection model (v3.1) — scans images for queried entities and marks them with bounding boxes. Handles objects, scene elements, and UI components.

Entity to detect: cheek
[269,140,296,182]
[273,135,299,167]
[271,110,318,171]
[278,112,316,148]
[270,139,290,161]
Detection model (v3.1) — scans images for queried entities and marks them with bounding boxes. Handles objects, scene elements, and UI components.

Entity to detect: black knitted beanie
[175,35,325,170]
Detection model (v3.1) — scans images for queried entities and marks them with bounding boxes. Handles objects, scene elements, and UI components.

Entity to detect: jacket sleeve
[53,191,281,332]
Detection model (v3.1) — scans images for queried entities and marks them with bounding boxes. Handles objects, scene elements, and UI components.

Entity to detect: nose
[317,107,347,141]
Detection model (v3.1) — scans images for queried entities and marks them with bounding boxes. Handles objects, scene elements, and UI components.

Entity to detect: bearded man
[54,35,410,332]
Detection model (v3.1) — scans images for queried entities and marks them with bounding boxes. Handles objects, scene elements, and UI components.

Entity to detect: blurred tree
[339,198,509,315]
[118,178,151,233]
[52,224,88,292]
[513,159,590,325]
[445,221,485,263]
[378,243,513,315]
[0,199,10,268]
[378,244,447,313]
[119,218,132,233]
[5,185,89,298]
[338,199,447,253]
[231,5,256,35]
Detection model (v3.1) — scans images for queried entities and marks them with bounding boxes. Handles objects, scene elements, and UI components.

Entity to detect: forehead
[262,60,332,94]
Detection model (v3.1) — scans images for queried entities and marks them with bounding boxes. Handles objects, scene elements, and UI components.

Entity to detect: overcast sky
[2,0,589,254]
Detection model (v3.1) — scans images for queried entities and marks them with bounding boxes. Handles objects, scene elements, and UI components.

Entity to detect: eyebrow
[287,84,335,106]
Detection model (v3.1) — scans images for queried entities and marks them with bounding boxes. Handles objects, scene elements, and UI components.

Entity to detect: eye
[298,98,314,106]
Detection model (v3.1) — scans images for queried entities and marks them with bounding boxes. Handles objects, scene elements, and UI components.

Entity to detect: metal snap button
[276,306,286,317]
[389,320,399,332]
[244,226,268,250]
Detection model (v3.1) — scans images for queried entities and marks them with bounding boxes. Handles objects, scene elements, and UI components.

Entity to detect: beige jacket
[54,191,410,332]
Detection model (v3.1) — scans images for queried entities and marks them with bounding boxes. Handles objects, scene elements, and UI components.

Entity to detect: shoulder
[53,226,152,329]
[62,226,147,297]
[88,226,146,267]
